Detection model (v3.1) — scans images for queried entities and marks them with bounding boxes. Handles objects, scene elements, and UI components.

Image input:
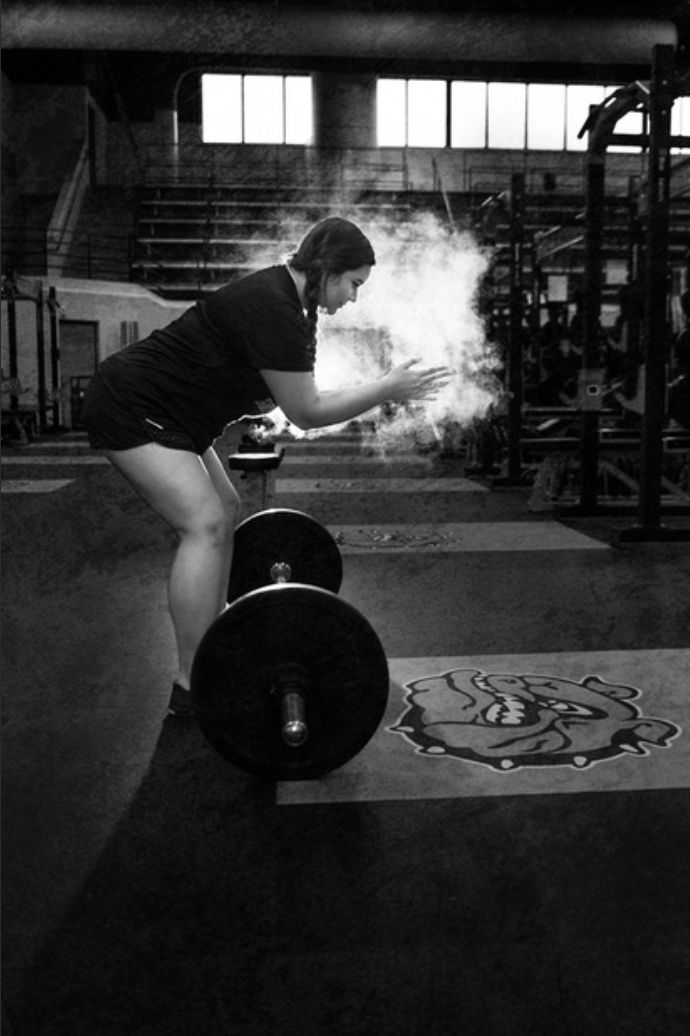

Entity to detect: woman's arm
[260,360,452,430]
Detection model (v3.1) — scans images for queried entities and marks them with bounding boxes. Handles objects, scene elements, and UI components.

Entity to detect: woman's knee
[178,503,235,548]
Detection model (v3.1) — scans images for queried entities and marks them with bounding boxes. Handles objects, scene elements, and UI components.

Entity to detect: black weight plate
[191,584,389,780]
[228,508,342,602]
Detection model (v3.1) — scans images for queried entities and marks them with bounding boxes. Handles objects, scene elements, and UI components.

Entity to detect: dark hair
[288,217,376,346]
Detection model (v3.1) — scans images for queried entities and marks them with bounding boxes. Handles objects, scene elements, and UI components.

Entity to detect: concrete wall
[1,65,659,198]
[4,4,677,66]
[53,278,187,361]
[1,277,187,414]
[7,83,86,197]
[313,72,376,150]
[84,67,644,193]
[103,130,646,197]
[1,72,20,227]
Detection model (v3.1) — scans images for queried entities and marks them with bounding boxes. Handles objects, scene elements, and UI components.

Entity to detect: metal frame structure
[564,44,689,538]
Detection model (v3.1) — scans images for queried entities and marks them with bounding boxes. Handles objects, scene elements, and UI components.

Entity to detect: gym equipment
[228,507,343,602]
[227,430,285,511]
[191,509,389,780]
[1,279,60,434]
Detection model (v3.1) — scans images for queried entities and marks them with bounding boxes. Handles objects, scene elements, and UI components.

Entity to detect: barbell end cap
[282,719,309,748]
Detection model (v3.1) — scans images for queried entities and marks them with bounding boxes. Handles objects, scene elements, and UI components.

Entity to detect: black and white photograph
[2,2,689,1033]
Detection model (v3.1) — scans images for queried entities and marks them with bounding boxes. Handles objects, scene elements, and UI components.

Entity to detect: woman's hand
[384,359,454,403]
[261,361,454,430]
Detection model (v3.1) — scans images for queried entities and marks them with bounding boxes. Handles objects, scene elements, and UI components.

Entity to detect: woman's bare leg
[104,442,240,689]
[200,445,242,616]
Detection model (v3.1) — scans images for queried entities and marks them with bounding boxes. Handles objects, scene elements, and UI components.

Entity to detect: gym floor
[2,428,689,1036]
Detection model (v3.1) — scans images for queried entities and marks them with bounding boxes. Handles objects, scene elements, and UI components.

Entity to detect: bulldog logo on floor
[389,668,681,771]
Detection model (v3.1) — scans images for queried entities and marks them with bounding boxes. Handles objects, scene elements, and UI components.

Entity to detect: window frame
[201,72,313,145]
[376,75,688,154]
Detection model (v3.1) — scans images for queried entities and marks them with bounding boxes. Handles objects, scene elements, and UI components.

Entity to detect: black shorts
[81,370,204,454]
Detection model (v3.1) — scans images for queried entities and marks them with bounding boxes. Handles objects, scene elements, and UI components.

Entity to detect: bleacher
[130,184,423,299]
[128,174,690,304]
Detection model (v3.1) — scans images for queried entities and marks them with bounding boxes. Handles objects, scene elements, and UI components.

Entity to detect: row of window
[202,74,312,146]
[201,74,690,153]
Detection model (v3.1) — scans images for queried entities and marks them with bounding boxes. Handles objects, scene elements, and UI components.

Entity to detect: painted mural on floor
[279,649,688,805]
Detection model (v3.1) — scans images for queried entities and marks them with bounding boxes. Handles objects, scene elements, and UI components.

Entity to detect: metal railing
[431,157,456,229]
[6,146,686,291]
[1,226,134,282]
[45,141,90,273]
[114,143,411,192]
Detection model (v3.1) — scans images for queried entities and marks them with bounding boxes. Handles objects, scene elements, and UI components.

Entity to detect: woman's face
[320,265,372,315]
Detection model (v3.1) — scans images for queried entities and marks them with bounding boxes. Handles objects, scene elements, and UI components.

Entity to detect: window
[488,83,526,150]
[408,80,446,147]
[377,79,407,146]
[527,84,566,150]
[202,74,242,143]
[450,81,487,148]
[243,76,283,144]
[378,76,685,153]
[566,85,649,154]
[608,103,645,154]
[377,78,446,147]
[201,73,312,144]
[565,85,605,150]
[671,95,689,154]
[285,76,313,145]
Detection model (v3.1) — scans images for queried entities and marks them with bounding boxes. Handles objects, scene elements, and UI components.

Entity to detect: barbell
[190,508,390,781]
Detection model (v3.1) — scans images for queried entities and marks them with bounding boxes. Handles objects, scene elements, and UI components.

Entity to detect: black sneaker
[168,681,194,718]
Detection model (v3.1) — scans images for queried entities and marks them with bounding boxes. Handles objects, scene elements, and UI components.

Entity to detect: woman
[82,217,451,716]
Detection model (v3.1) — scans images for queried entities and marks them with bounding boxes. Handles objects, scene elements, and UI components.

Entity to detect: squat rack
[580,44,690,540]
[501,44,689,540]
[1,277,62,434]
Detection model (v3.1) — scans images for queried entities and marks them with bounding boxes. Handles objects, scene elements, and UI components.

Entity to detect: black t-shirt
[97,265,313,449]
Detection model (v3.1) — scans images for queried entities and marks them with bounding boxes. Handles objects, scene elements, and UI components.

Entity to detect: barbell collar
[273,663,310,748]
[270,561,292,583]
[280,692,309,747]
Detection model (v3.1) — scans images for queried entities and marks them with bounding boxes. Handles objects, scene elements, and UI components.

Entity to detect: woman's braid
[303,266,322,353]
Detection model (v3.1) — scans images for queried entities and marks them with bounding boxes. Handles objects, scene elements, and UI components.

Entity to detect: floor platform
[2,429,689,1035]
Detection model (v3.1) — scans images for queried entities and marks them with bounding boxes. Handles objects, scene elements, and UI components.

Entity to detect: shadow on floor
[5,715,690,1036]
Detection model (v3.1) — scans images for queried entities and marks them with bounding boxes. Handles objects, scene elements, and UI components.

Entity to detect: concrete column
[312,71,376,149]
[311,72,376,188]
